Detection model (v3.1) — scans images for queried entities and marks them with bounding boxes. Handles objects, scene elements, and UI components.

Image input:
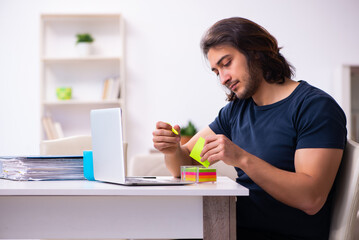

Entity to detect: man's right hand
[152,121,181,154]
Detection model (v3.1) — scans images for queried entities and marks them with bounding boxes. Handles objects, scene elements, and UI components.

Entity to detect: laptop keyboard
[126,177,162,183]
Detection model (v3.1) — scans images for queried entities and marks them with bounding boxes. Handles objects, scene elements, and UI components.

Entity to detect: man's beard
[229,64,262,100]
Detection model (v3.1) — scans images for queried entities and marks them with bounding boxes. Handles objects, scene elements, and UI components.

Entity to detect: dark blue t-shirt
[209,81,347,239]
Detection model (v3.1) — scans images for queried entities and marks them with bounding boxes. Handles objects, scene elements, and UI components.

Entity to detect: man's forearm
[164,145,194,177]
[238,148,343,215]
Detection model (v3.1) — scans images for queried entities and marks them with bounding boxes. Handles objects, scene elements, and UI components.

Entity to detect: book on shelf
[0,155,85,181]
[102,78,111,99]
[102,77,121,100]
[53,122,64,138]
[42,116,64,140]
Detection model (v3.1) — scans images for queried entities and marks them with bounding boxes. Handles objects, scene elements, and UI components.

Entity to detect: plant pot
[181,135,192,145]
[76,42,92,56]
[56,87,72,100]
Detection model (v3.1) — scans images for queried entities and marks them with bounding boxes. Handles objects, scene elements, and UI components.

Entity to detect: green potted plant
[180,121,197,145]
[75,33,95,56]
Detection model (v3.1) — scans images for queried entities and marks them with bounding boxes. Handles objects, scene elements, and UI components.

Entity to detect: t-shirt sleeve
[209,101,234,140]
[296,95,347,149]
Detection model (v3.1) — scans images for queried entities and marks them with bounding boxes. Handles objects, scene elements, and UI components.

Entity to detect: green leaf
[76,33,94,44]
[181,121,197,136]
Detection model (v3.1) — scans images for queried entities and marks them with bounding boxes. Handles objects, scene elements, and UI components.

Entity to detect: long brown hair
[200,17,295,101]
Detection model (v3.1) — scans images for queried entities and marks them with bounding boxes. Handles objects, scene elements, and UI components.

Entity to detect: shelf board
[43,99,122,106]
[42,13,121,19]
[42,56,121,62]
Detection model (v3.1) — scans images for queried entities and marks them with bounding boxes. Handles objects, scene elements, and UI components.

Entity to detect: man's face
[208,45,262,99]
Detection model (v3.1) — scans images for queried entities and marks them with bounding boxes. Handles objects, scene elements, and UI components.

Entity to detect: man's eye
[223,60,231,67]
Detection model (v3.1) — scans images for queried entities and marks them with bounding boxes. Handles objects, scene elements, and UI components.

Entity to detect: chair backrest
[128,152,172,177]
[40,135,92,156]
[329,139,359,240]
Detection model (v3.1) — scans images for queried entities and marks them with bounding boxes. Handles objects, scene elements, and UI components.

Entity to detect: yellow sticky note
[189,137,210,168]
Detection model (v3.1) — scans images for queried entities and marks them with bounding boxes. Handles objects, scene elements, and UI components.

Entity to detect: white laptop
[90,108,192,185]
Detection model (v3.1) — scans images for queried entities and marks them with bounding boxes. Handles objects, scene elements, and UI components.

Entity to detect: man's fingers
[154,142,171,148]
[201,145,221,162]
[204,135,217,144]
[153,128,178,137]
[200,135,228,162]
[153,135,180,144]
[201,139,219,157]
[153,121,181,155]
[173,124,181,134]
[156,121,172,130]
[206,152,222,164]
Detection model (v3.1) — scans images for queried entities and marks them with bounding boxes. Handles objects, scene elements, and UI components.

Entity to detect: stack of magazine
[0,156,85,181]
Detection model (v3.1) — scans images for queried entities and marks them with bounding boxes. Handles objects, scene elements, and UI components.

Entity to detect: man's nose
[219,70,231,85]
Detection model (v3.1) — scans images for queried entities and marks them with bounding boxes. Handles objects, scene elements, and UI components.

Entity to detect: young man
[152,17,347,239]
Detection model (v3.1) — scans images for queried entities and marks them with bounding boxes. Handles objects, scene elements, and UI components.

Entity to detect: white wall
[0,0,358,162]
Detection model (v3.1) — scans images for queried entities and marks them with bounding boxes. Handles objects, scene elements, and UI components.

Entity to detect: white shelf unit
[40,14,126,140]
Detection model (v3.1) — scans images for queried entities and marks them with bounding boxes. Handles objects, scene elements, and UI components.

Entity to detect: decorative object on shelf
[56,87,72,100]
[180,121,197,145]
[75,33,94,56]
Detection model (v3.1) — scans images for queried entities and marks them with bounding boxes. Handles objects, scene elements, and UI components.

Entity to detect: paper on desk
[0,156,85,181]
[189,137,210,168]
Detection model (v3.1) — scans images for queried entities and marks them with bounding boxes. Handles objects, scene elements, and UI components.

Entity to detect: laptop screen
[91,108,126,184]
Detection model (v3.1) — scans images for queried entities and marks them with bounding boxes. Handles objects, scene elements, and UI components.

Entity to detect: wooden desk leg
[203,196,236,240]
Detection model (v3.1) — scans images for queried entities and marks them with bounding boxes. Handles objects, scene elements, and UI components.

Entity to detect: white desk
[0,176,248,240]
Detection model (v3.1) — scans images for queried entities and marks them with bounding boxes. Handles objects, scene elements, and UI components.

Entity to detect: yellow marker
[167,122,179,135]
[171,127,179,135]
[189,137,210,168]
